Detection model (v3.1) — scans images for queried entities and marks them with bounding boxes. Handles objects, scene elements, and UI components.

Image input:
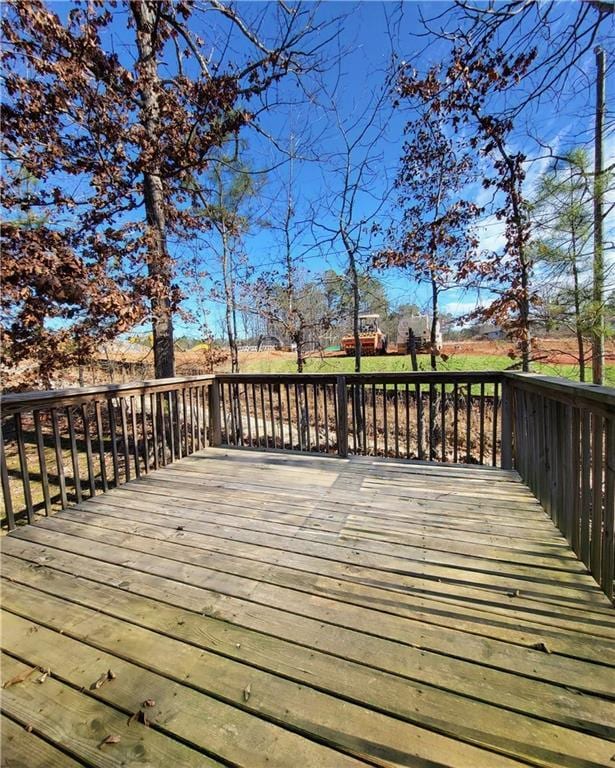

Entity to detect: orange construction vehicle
[341,314,388,356]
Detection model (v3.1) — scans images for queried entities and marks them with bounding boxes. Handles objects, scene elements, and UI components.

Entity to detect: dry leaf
[91,669,116,690]
[99,734,121,749]
[137,710,150,727]
[530,641,551,654]
[142,699,155,708]
[2,667,37,688]
[36,669,50,684]
[243,683,251,702]
[25,724,33,733]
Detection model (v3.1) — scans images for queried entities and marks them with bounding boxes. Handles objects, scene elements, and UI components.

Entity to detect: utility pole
[592,46,605,385]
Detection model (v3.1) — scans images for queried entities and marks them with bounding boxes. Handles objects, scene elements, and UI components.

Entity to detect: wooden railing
[507,373,615,601]
[0,375,214,530]
[1,370,613,602]
[215,372,509,466]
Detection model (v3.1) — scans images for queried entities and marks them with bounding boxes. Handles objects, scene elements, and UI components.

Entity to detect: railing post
[336,376,348,458]
[501,378,513,470]
[208,380,222,447]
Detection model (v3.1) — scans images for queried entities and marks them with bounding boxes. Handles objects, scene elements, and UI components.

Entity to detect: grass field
[242,352,615,386]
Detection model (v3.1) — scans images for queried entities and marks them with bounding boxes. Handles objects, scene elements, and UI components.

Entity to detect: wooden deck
[1,448,614,767]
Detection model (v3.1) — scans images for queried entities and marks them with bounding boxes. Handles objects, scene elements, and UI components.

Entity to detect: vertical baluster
[491,382,499,467]
[268,383,276,448]
[336,377,348,458]
[34,410,52,514]
[393,383,399,459]
[130,396,140,479]
[0,428,15,529]
[570,407,581,556]
[220,381,231,445]
[80,404,96,497]
[14,414,33,522]
[94,401,109,492]
[441,383,446,463]
[580,410,591,566]
[180,388,187,457]
[371,383,377,455]
[190,388,196,454]
[51,407,68,507]
[276,384,283,450]
[350,383,357,454]
[151,393,159,469]
[294,383,301,451]
[361,384,367,455]
[66,406,82,504]
[465,383,472,463]
[416,382,424,460]
[286,383,293,450]
[479,383,485,465]
[591,414,604,582]
[382,384,388,457]
[141,394,149,472]
[193,388,201,452]
[252,383,261,447]
[428,383,435,461]
[602,417,614,600]
[244,384,253,448]
[313,384,320,452]
[161,392,169,465]
[260,383,268,448]
[235,384,244,447]
[323,384,330,453]
[405,383,410,459]
[303,383,311,451]
[120,398,131,481]
[176,390,184,458]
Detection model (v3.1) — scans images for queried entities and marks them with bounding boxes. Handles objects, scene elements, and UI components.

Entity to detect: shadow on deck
[1,448,614,767]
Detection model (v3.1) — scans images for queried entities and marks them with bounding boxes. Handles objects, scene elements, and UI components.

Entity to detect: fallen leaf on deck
[143,699,155,707]
[36,669,50,684]
[243,683,251,702]
[99,734,121,749]
[91,669,116,690]
[530,641,551,654]
[137,710,150,727]
[2,667,37,688]
[25,724,33,733]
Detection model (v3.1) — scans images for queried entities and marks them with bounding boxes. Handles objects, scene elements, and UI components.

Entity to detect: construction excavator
[341,314,388,356]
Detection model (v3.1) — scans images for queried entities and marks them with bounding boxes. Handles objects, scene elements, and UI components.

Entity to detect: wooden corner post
[336,376,348,458]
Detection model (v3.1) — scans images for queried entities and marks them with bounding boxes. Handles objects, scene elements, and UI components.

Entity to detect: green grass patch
[243,353,615,386]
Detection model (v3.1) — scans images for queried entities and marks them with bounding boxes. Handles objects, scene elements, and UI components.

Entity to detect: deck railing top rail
[0,374,215,416]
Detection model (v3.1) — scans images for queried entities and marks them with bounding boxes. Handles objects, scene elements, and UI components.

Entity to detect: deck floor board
[2,448,614,767]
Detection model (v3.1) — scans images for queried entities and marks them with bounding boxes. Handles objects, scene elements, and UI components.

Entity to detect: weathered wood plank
[0,583,528,768]
[1,713,83,768]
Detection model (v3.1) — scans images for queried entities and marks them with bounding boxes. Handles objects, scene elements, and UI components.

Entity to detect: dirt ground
[238,337,615,367]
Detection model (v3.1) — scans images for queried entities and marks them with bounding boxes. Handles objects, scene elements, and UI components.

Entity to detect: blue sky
[46,1,614,339]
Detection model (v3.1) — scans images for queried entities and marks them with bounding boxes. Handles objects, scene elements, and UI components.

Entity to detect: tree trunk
[220,225,239,373]
[430,274,439,371]
[572,262,586,382]
[592,45,605,385]
[343,237,361,373]
[131,1,175,379]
